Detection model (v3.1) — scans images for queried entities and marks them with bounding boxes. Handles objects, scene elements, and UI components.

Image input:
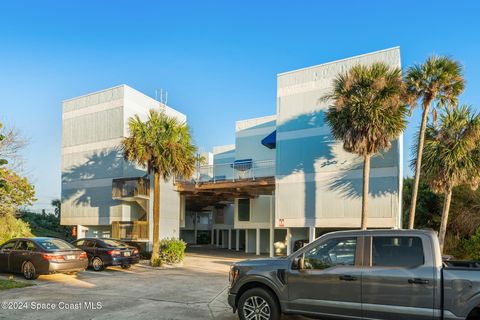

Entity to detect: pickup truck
[227,229,480,320]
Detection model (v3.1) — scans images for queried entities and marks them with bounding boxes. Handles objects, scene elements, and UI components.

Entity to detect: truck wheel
[23,261,39,280]
[238,288,280,320]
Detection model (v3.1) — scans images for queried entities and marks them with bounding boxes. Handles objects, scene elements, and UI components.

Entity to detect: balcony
[111,221,149,242]
[112,177,150,200]
[188,159,275,184]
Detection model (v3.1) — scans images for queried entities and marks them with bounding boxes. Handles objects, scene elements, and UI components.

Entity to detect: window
[238,199,250,221]
[16,241,36,251]
[84,240,96,248]
[1,241,17,251]
[303,237,357,270]
[38,239,76,251]
[372,236,424,268]
[74,240,85,246]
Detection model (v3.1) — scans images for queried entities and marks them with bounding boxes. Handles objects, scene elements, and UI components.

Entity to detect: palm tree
[121,110,197,265]
[404,56,465,229]
[415,106,480,252]
[324,63,408,230]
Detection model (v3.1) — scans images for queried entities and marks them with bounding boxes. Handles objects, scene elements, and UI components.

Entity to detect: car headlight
[229,266,239,285]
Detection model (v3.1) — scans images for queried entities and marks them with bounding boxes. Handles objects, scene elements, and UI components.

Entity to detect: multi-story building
[177,47,403,256]
[62,47,403,257]
[61,85,184,249]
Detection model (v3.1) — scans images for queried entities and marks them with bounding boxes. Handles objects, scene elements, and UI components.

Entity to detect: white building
[61,85,184,249]
[178,47,403,256]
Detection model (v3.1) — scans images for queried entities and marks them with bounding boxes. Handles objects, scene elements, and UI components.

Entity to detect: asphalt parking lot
[0,246,304,320]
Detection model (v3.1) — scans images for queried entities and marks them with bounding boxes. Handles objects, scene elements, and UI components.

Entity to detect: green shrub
[0,212,33,245]
[461,228,480,261]
[154,238,186,266]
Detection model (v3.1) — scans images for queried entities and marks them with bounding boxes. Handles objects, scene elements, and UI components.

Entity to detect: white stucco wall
[275,47,403,229]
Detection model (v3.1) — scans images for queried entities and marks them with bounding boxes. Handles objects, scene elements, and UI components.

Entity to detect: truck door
[362,235,435,320]
[287,236,362,318]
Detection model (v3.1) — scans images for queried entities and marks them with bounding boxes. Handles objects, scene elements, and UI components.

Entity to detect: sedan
[71,238,140,271]
[0,237,88,280]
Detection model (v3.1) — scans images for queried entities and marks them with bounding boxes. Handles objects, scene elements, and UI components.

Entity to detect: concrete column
[228,229,232,250]
[286,228,292,255]
[216,228,220,247]
[245,229,249,253]
[211,228,215,245]
[269,195,274,258]
[256,228,261,256]
[308,226,316,243]
[194,213,198,245]
[236,229,240,251]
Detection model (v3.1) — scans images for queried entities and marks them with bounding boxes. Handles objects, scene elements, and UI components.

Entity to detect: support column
[194,213,198,245]
[236,229,240,251]
[228,229,232,250]
[256,228,260,256]
[308,226,316,243]
[211,228,215,245]
[245,229,249,253]
[286,228,292,256]
[216,228,220,247]
[269,195,274,258]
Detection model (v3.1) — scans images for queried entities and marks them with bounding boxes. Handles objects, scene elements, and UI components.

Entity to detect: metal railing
[180,159,275,183]
[112,177,150,199]
[111,221,149,241]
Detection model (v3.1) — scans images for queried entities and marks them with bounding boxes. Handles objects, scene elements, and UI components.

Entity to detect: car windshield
[38,239,76,251]
[101,239,128,247]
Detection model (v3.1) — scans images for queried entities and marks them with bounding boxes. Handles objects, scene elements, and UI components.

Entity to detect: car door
[361,235,435,320]
[0,240,17,272]
[287,236,363,318]
[10,240,37,272]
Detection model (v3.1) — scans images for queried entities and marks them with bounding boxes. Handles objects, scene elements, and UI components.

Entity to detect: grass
[0,278,34,290]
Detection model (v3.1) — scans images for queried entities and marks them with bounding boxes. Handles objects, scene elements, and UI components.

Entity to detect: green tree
[0,123,7,189]
[51,199,61,218]
[121,110,196,265]
[324,63,408,229]
[415,106,480,252]
[404,56,465,229]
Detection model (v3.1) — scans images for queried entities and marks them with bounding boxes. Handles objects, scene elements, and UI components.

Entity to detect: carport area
[0,246,303,320]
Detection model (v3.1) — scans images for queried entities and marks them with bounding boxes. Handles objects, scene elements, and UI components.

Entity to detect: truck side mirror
[292,256,304,270]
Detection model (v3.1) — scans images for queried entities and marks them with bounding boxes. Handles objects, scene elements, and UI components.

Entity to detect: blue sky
[1,0,479,212]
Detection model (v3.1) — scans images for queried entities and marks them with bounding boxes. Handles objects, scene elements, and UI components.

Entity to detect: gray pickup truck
[227,229,480,320]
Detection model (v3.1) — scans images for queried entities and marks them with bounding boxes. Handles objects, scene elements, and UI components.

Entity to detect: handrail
[178,159,275,183]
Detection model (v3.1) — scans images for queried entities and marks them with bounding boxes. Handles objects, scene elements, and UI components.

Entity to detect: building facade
[179,47,403,256]
[61,85,184,249]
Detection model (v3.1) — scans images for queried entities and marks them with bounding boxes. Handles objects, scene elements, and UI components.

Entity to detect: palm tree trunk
[150,171,161,265]
[361,154,371,230]
[438,188,453,253]
[408,102,431,229]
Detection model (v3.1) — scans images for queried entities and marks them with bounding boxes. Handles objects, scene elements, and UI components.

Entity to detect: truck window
[303,237,356,270]
[372,237,424,268]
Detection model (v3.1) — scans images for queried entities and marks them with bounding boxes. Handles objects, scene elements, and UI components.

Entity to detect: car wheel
[92,257,104,271]
[238,288,280,320]
[23,261,39,280]
[121,264,131,269]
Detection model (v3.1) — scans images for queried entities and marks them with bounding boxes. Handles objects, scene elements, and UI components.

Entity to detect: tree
[51,199,61,218]
[324,63,408,229]
[0,123,7,189]
[415,106,480,252]
[121,110,196,265]
[404,56,465,229]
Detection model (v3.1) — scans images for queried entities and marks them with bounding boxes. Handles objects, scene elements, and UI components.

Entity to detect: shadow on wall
[62,149,145,225]
[277,110,396,220]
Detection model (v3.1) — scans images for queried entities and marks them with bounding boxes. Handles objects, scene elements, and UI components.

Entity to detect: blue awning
[230,159,252,171]
[261,130,276,149]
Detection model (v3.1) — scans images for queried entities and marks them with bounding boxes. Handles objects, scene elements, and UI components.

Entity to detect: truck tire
[238,288,280,320]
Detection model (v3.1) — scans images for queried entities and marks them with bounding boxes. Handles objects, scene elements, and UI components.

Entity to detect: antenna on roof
[155,89,168,105]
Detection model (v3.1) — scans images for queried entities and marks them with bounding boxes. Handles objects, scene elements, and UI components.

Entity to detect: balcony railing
[111,221,149,241]
[180,159,275,184]
[112,177,149,199]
